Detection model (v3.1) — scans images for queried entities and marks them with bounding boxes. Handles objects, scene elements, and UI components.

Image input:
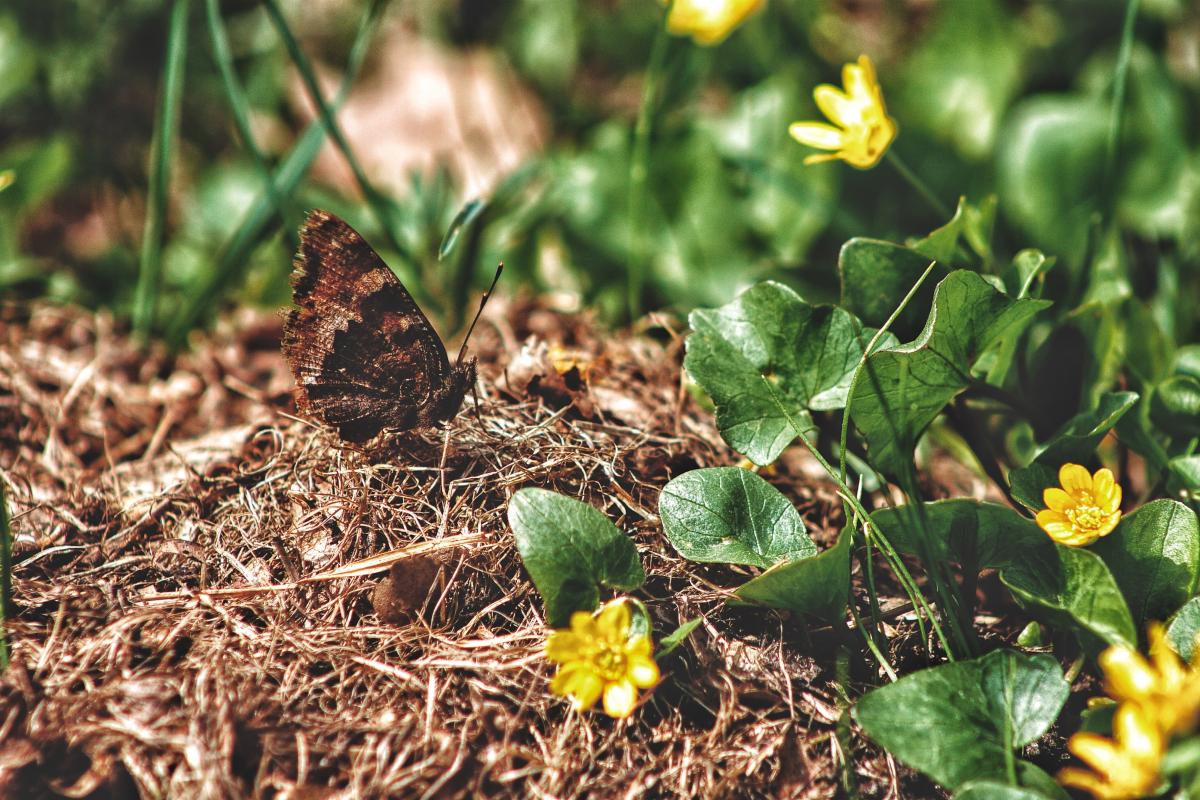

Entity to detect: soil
[0,299,1071,799]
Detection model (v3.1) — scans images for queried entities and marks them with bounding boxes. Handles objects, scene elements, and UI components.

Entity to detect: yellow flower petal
[568,610,599,638]
[603,679,638,718]
[1059,463,1094,494]
[1114,705,1162,761]
[628,653,660,688]
[788,121,846,150]
[790,54,895,169]
[1043,487,1075,514]
[543,597,658,718]
[1100,646,1158,701]
[1058,767,1121,800]
[568,671,605,711]
[545,630,586,662]
[841,58,870,105]
[664,0,764,46]
[1093,468,1119,508]
[1092,513,1121,540]
[813,85,865,129]
[595,600,631,641]
[803,152,843,165]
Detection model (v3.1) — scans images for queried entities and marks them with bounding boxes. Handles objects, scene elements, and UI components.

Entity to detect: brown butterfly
[282,209,498,443]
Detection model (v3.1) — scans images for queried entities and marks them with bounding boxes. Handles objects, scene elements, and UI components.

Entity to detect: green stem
[167,0,385,347]
[133,0,189,341]
[261,0,406,258]
[838,260,938,484]
[885,150,950,221]
[205,0,291,230]
[627,2,673,321]
[1101,0,1140,226]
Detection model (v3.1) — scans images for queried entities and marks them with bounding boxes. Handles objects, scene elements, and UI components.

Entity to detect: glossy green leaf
[872,499,1047,571]
[1166,598,1200,661]
[1008,391,1138,511]
[873,498,1135,647]
[1003,250,1053,299]
[1001,544,1136,648]
[997,95,1108,268]
[955,772,1068,800]
[657,617,702,660]
[1167,456,1200,501]
[896,0,1024,160]
[912,196,997,267]
[686,281,895,465]
[1092,500,1200,628]
[659,467,816,569]
[849,271,1049,481]
[508,488,645,627]
[854,649,1069,791]
[839,237,948,343]
[438,198,486,260]
[1150,375,1200,437]
[710,73,837,263]
[733,526,851,623]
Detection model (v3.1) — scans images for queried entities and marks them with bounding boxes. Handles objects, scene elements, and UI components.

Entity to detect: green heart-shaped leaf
[1091,499,1200,628]
[854,649,1069,791]
[873,499,1135,648]
[850,270,1049,481]
[659,467,816,569]
[1008,391,1138,512]
[686,281,895,465]
[508,488,645,627]
[1167,597,1200,661]
[872,498,1046,571]
[731,525,851,623]
[839,237,948,342]
[1001,544,1136,648]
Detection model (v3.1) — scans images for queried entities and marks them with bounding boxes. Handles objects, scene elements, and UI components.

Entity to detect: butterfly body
[282,209,475,443]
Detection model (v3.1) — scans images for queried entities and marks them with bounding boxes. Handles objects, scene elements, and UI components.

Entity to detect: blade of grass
[133,0,189,341]
[0,481,11,670]
[626,0,672,322]
[261,0,407,258]
[205,0,295,239]
[168,0,386,347]
[1100,0,1140,226]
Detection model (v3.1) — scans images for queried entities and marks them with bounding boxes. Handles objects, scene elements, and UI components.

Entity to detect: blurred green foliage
[0,0,1197,352]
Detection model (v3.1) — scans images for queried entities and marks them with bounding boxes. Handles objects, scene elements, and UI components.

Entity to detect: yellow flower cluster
[1035,463,1123,547]
[662,0,764,46]
[789,55,897,169]
[545,600,660,718]
[1059,625,1200,800]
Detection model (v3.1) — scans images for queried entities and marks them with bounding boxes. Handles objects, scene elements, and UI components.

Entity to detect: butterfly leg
[438,424,452,500]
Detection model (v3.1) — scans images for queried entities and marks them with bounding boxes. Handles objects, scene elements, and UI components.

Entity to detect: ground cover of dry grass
[0,299,1050,799]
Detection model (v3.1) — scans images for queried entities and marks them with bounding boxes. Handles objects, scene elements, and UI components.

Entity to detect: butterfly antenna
[456,262,503,365]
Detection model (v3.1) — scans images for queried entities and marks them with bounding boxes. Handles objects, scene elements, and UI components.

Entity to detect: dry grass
[0,301,919,799]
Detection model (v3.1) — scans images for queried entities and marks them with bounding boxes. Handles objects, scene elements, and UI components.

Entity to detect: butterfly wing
[282,210,456,442]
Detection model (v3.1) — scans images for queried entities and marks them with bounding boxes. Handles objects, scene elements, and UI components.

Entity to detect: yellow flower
[0,170,13,192]
[1058,704,1164,800]
[788,55,897,169]
[1100,623,1200,737]
[1035,463,1122,547]
[662,0,764,46]
[545,599,660,718]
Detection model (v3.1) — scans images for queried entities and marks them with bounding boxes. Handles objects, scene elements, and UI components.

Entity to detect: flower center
[592,645,629,682]
[1066,492,1107,531]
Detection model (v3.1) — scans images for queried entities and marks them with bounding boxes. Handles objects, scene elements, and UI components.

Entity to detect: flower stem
[1100,0,1140,226]
[885,150,951,221]
[627,3,673,322]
